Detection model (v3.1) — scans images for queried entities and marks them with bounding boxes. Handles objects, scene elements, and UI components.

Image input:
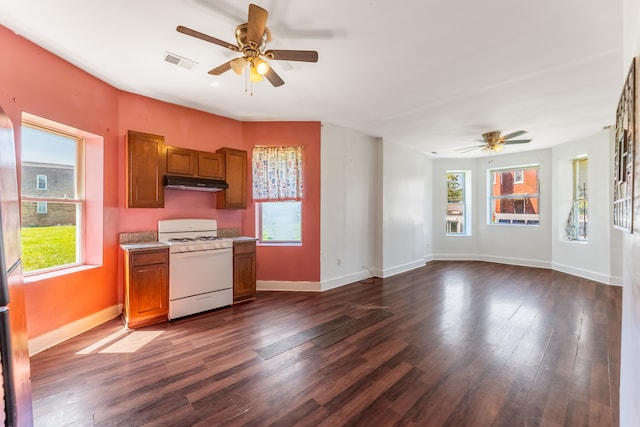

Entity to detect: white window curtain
[252,146,303,201]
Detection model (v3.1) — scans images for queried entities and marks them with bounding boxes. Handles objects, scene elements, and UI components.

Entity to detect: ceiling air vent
[164,52,198,70]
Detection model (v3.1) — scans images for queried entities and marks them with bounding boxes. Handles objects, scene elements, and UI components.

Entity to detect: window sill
[446,234,471,237]
[257,242,302,247]
[24,264,101,283]
[564,239,589,245]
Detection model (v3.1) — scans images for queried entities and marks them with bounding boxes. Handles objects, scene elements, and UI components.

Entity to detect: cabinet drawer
[233,242,256,255]
[130,250,168,267]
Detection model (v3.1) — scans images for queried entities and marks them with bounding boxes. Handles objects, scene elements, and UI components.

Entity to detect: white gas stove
[158,219,233,320]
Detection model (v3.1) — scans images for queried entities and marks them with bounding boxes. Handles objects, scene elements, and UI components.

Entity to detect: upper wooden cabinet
[166,147,196,176]
[216,147,247,209]
[166,146,224,179]
[126,130,165,208]
[198,151,225,178]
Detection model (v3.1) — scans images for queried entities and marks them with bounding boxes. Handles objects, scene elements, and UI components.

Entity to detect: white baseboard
[434,253,550,269]
[29,304,121,356]
[478,255,551,270]
[552,262,621,286]
[380,259,428,278]
[257,280,321,292]
[320,269,373,291]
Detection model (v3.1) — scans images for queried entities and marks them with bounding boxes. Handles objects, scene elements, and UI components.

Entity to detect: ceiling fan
[176,3,319,88]
[458,130,532,153]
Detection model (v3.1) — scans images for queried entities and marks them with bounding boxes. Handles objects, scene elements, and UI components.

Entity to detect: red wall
[242,122,322,282]
[0,25,321,340]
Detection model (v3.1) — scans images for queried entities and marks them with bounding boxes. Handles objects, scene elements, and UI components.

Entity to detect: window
[36,202,47,214]
[566,157,588,240]
[489,165,540,225]
[259,201,302,242]
[36,174,47,190]
[513,169,524,183]
[446,171,471,235]
[252,146,304,244]
[20,122,84,273]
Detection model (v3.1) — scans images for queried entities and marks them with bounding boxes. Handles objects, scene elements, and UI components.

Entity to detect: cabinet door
[198,152,225,179]
[166,147,197,176]
[127,250,169,328]
[217,148,247,209]
[126,130,165,208]
[233,241,256,303]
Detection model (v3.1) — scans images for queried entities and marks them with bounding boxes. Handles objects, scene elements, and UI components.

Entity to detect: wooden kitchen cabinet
[126,130,165,208]
[166,146,225,179]
[217,147,247,209]
[123,248,169,328]
[198,151,225,178]
[166,146,197,176]
[233,240,256,304]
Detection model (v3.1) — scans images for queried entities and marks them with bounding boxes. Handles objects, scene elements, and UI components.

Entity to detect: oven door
[169,248,232,300]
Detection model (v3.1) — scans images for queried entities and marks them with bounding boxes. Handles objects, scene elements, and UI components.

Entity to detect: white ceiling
[0,0,623,157]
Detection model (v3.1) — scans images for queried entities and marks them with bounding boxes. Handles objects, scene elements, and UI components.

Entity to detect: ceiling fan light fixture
[254,58,270,75]
[230,57,247,75]
[249,66,263,82]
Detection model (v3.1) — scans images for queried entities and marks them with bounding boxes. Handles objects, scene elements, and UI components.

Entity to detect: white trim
[320,269,373,291]
[433,253,550,269]
[379,259,427,278]
[552,262,622,286]
[29,304,121,356]
[257,280,321,292]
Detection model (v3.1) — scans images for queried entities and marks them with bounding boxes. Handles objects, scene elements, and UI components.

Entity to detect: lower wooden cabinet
[123,248,169,328]
[233,240,256,304]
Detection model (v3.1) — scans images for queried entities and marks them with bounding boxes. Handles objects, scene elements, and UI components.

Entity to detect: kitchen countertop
[120,242,169,251]
[230,236,258,242]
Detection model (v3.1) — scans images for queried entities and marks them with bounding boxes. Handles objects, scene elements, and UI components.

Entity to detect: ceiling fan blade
[504,139,532,145]
[501,130,527,140]
[177,25,239,52]
[208,61,232,75]
[264,50,319,62]
[247,4,269,46]
[264,67,285,87]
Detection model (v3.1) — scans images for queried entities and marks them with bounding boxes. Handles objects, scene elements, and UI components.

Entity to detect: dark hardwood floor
[29,261,622,426]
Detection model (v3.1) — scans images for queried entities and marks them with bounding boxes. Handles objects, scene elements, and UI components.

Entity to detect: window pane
[567,158,588,240]
[21,126,77,198]
[21,123,81,273]
[20,201,78,272]
[489,166,539,225]
[260,202,301,242]
[447,172,466,235]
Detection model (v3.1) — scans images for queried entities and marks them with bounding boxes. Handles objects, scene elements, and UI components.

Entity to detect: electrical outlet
[337,258,342,266]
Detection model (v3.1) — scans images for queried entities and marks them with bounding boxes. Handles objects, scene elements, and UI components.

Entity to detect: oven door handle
[170,248,232,259]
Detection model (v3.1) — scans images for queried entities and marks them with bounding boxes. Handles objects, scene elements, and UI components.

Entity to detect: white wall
[621,0,640,424]
[432,150,553,268]
[320,123,380,290]
[424,156,434,261]
[431,158,479,258]
[381,139,429,277]
[551,129,621,284]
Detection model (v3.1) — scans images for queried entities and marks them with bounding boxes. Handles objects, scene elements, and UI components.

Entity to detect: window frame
[446,170,471,236]
[21,121,86,274]
[567,157,588,241]
[36,174,47,190]
[36,201,48,214]
[488,164,540,226]
[257,201,302,245]
[513,169,524,184]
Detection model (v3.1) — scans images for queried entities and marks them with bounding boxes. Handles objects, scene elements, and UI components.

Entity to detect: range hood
[164,175,228,192]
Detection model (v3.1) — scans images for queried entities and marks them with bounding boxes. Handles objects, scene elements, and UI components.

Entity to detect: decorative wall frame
[614,58,636,232]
